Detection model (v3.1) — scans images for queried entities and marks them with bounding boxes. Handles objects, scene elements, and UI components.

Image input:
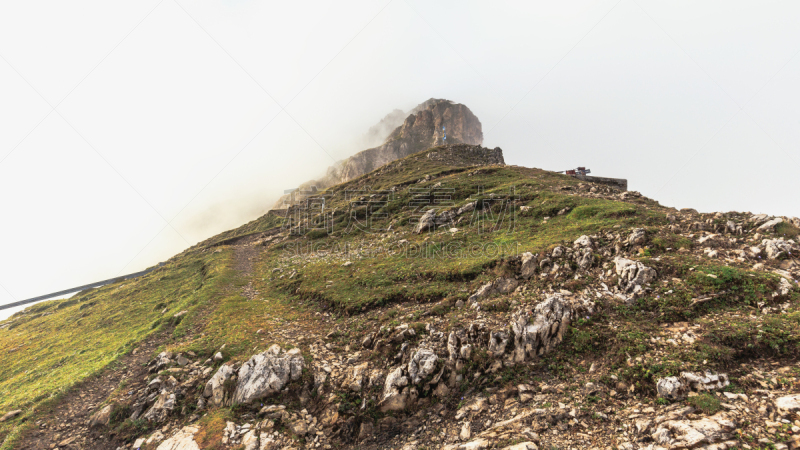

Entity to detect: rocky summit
[2,105,800,450]
[274,98,483,209]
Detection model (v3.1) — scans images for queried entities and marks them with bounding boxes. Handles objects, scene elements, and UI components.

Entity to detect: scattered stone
[88,404,112,428]
[657,372,730,400]
[0,410,22,422]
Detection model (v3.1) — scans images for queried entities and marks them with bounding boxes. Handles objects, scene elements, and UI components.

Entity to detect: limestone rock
[614,257,657,294]
[233,345,304,404]
[408,348,438,384]
[242,430,259,450]
[501,443,538,450]
[652,412,735,448]
[574,235,593,248]
[628,228,647,246]
[0,410,22,422]
[520,252,537,279]
[345,362,369,392]
[775,394,800,414]
[510,295,571,362]
[204,363,236,406]
[143,390,176,422]
[415,209,437,234]
[156,426,200,450]
[758,217,783,231]
[762,239,793,259]
[656,372,729,400]
[468,278,518,303]
[88,404,112,428]
[380,366,409,411]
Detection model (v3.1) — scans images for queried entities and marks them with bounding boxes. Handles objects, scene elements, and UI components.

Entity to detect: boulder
[149,351,173,373]
[156,426,200,450]
[762,239,792,259]
[143,390,176,422]
[651,412,735,448]
[614,257,657,294]
[88,404,112,428]
[520,252,537,278]
[574,235,593,248]
[757,217,783,231]
[628,228,647,246]
[380,366,409,411]
[232,345,305,404]
[575,248,593,270]
[775,394,800,415]
[468,278,518,303]
[510,295,571,362]
[242,430,259,450]
[204,363,236,406]
[408,348,438,384]
[415,209,437,233]
[501,443,538,450]
[0,410,22,422]
[656,372,729,400]
[345,362,369,392]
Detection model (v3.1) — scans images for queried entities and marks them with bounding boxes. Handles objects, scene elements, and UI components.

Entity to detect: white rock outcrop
[468,278,518,303]
[204,363,236,406]
[656,372,729,400]
[143,391,176,423]
[415,209,437,233]
[408,348,438,384]
[380,366,409,411]
[156,426,201,450]
[614,257,657,294]
[762,238,792,259]
[652,412,735,448]
[509,295,571,362]
[520,252,537,279]
[232,345,305,405]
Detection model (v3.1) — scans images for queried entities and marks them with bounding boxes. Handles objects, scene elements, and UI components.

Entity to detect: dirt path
[16,330,169,450]
[234,242,261,301]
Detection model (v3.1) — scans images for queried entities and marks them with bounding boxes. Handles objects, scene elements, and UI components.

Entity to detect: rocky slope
[2,143,800,450]
[275,98,482,209]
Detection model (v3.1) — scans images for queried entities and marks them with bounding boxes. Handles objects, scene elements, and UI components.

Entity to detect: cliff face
[276,99,483,209]
[337,99,483,182]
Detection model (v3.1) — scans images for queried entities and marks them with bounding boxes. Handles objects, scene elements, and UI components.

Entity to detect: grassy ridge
[0,250,231,448]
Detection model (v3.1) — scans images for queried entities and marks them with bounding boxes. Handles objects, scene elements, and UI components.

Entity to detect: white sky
[2,0,800,316]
